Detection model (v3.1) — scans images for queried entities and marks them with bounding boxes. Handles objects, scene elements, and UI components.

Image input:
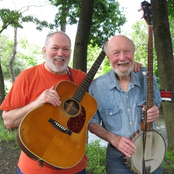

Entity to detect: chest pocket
[100,107,121,131]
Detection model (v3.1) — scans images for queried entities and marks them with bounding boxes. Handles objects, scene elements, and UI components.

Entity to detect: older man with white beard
[88,35,163,174]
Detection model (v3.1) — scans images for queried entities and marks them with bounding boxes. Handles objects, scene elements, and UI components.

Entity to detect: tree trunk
[73,0,94,72]
[61,24,66,32]
[9,27,17,83]
[152,0,174,150]
[0,27,5,117]
[0,63,5,117]
[60,6,69,32]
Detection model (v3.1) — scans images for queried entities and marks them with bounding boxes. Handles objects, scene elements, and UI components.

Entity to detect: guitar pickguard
[67,106,86,133]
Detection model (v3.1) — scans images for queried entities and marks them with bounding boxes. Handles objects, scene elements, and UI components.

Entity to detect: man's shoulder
[20,64,42,74]
[16,64,42,81]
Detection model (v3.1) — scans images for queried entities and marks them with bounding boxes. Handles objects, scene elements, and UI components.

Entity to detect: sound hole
[64,99,80,117]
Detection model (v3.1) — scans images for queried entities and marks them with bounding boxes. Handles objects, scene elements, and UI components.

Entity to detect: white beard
[113,65,133,77]
[45,56,70,74]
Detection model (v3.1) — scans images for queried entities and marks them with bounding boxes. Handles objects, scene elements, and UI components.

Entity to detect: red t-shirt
[0,63,88,174]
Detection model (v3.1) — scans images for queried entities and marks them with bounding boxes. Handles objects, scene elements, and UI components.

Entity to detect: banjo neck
[146,25,153,131]
[125,3,166,174]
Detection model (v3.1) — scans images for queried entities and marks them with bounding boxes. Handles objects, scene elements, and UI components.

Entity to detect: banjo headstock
[141,1,153,26]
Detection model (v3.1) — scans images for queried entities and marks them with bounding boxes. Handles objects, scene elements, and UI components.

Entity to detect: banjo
[126,1,166,174]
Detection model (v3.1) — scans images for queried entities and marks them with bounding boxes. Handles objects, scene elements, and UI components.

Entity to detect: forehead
[49,33,70,47]
[108,36,134,52]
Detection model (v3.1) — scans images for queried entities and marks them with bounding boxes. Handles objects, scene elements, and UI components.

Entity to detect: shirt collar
[108,70,142,91]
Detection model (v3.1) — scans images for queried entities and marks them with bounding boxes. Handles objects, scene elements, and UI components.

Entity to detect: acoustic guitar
[17,46,106,168]
[125,1,166,174]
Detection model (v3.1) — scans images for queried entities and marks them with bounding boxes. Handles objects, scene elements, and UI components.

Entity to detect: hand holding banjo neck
[125,1,166,174]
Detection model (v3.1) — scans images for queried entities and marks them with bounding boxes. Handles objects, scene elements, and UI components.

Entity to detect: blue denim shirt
[89,67,161,138]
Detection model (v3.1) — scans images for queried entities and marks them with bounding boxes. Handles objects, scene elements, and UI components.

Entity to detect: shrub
[86,140,107,174]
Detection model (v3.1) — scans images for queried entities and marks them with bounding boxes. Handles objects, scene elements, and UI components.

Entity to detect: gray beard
[114,65,133,77]
[45,57,70,74]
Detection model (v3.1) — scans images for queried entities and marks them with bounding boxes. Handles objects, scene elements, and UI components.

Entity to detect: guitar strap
[67,67,74,83]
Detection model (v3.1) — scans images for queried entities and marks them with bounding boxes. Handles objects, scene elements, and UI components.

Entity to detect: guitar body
[126,130,166,173]
[17,81,97,168]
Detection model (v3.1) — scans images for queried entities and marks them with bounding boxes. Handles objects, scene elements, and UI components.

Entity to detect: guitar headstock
[141,1,153,25]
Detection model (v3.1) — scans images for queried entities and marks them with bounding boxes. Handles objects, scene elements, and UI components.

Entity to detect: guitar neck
[146,25,153,130]
[73,50,106,103]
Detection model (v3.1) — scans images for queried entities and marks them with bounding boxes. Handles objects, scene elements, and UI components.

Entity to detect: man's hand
[146,105,160,123]
[133,61,143,72]
[35,86,61,107]
[111,136,136,157]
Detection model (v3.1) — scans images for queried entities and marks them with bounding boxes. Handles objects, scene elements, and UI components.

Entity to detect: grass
[163,150,174,173]
[0,117,17,141]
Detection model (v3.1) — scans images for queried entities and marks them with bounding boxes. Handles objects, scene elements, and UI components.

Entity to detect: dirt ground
[0,140,20,174]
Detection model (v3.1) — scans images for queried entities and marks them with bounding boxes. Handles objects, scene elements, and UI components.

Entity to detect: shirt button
[130,122,132,125]
[128,109,130,111]
[110,112,112,115]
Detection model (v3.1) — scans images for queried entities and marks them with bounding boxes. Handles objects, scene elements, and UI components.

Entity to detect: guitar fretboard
[73,50,106,102]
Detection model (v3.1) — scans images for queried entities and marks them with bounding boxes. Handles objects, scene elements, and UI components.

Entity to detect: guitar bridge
[49,118,72,136]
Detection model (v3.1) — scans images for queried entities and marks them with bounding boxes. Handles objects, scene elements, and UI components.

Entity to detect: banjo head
[126,130,166,173]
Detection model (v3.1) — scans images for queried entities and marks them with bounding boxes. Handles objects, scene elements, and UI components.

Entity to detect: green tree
[0,35,13,77]
[49,0,126,72]
[169,17,174,53]
[49,0,80,32]
[130,20,159,83]
[131,21,148,66]
[1,35,44,78]
[168,0,174,17]
[0,8,54,33]
[17,37,44,68]
[49,0,126,46]
[168,0,174,53]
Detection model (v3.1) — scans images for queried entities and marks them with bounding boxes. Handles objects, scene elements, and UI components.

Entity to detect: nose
[57,49,64,56]
[119,52,126,61]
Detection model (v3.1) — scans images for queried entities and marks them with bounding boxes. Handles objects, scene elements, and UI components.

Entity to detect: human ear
[42,47,46,55]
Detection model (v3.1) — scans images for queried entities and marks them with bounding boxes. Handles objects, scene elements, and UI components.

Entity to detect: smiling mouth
[54,58,65,64]
[55,58,64,61]
[118,63,129,66]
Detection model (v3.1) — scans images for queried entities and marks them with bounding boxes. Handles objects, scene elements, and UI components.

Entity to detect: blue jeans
[17,167,23,174]
[106,144,163,174]
[17,167,86,174]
